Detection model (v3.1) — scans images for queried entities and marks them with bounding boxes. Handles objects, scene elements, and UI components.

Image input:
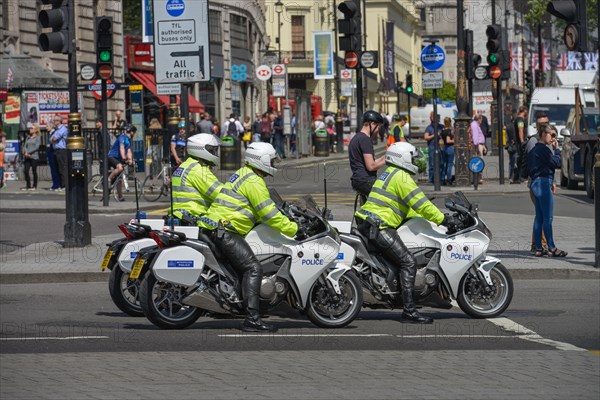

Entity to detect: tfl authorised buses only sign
[153,0,210,84]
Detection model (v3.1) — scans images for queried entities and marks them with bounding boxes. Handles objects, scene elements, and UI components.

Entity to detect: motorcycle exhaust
[183,281,232,315]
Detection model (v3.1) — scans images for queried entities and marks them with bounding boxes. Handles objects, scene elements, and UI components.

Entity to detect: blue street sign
[469,157,485,174]
[420,45,446,71]
[231,64,247,82]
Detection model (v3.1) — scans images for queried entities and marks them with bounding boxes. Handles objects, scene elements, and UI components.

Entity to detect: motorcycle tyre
[305,271,363,329]
[108,265,144,317]
[457,262,513,319]
[139,273,203,329]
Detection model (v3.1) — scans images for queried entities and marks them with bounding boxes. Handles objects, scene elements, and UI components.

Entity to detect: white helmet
[385,142,419,175]
[244,142,279,176]
[186,134,221,165]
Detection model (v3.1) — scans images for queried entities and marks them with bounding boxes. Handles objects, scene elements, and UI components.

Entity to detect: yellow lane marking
[590,350,600,356]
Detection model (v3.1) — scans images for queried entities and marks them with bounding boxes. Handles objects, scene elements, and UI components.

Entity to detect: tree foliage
[422,80,456,102]
[123,0,142,37]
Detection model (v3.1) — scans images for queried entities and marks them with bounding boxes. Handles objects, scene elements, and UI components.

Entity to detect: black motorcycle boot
[399,287,433,324]
[241,271,278,333]
[242,310,278,332]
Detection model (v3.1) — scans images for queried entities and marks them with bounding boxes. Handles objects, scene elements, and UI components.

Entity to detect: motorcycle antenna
[323,162,328,211]
[169,161,175,230]
[134,175,141,223]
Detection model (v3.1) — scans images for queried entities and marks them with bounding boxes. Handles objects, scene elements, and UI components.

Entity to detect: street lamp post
[275,0,283,64]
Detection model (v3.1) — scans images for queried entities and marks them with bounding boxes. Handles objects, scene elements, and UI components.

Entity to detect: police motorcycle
[335,191,513,319]
[138,192,363,330]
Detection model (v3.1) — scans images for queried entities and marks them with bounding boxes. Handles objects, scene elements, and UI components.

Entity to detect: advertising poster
[384,22,395,91]
[4,95,20,124]
[313,31,334,80]
[142,0,154,43]
[24,91,82,128]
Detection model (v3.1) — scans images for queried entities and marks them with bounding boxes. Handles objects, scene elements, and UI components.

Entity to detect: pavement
[0,141,597,284]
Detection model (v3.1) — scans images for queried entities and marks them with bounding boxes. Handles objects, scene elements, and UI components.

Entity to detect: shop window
[292,15,305,58]
[209,10,222,43]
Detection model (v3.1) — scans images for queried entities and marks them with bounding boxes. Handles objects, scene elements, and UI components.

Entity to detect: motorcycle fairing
[151,246,206,286]
[477,256,501,286]
[118,238,157,272]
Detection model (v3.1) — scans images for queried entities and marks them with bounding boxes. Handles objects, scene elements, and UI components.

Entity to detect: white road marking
[219,333,392,338]
[0,336,110,341]
[488,317,588,352]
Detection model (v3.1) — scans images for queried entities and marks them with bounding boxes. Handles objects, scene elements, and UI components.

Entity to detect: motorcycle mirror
[445,199,455,209]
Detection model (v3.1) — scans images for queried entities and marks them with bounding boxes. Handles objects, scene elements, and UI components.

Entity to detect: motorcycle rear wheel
[305,271,363,328]
[108,266,144,317]
[457,262,513,319]
[139,273,203,329]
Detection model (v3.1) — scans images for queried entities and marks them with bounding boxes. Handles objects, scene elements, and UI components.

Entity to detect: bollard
[314,129,329,157]
[595,153,600,268]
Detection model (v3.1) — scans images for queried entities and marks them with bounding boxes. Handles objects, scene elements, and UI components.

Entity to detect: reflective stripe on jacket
[199,166,298,237]
[171,157,223,218]
[355,165,444,229]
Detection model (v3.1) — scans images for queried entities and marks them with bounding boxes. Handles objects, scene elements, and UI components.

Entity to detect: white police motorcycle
[138,194,363,329]
[335,191,513,318]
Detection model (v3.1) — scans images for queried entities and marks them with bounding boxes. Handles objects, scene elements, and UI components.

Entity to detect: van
[527,87,597,142]
[409,104,458,138]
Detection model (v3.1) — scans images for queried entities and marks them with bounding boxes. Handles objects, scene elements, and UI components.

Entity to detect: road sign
[256,65,272,81]
[469,157,485,174]
[488,65,502,79]
[422,71,443,89]
[420,44,446,71]
[89,79,116,100]
[360,51,376,68]
[344,52,359,69]
[272,77,286,97]
[341,69,352,80]
[474,66,488,80]
[153,0,210,84]
[341,80,353,97]
[156,83,181,95]
[98,65,113,80]
[80,64,96,80]
[272,64,286,77]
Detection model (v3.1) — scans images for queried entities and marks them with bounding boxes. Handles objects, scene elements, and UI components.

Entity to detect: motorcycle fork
[318,275,340,301]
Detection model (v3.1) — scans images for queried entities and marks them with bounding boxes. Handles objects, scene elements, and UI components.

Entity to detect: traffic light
[405,73,413,94]
[547,0,588,52]
[38,0,72,54]
[524,70,533,93]
[95,16,114,79]
[485,24,502,66]
[467,53,482,80]
[337,0,361,52]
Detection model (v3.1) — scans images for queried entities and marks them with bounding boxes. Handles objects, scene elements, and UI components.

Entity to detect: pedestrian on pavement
[112,110,126,131]
[480,114,492,156]
[199,142,299,332]
[222,113,244,139]
[423,111,444,184]
[252,113,262,143]
[355,142,458,324]
[471,114,486,157]
[441,117,455,186]
[0,123,6,189]
[290,113,297,156]
[171,120,187,168]
[21,123,42,191]
[348,110,386,203]
[514,106,528,183]
[259,112,272,143]
[242,116,252,149]
[49,115,68,191]
[212,118,221,137]
[528,124,567,258]
[505,113,518,182]
[272,111,285,158]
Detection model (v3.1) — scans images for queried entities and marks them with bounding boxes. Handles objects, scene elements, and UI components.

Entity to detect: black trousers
[357,219,418,312]
[351,176,377,204]
[23,158,38,188]
[212,230,263,321]
[54,149,68,188]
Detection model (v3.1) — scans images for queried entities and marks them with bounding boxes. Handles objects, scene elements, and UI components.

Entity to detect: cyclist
[199,142,300,333]
[171,119,187,168]
[169,134,223,225]
[107,124,135,202]
[355,142,458,324]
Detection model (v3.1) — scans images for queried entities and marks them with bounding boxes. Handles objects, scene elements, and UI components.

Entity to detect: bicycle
[88,163,141,202]
[141,157,171,202]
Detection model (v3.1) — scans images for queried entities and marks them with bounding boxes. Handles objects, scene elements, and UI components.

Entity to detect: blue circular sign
[166,0,185,17]
[469,157,485,174]
[420,45,446,71]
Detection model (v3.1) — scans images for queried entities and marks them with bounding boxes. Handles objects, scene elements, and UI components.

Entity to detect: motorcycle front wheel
[139,273,203,329]
[305,271,363,328]
[457,262,513,319]
[108,266,144,317]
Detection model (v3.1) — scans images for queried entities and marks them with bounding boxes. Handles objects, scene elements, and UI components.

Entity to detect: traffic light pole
[454,0,471,187]
[64,0,91,247]
[101,79,109,207]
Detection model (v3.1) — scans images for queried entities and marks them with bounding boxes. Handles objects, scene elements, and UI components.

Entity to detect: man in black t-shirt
[348,110,387,202]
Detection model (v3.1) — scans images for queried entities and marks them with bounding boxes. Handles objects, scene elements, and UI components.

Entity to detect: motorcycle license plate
[130,258,145,279]
[100,249,113,271]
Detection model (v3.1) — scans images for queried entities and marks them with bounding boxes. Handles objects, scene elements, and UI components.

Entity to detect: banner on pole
[313,31,334,79]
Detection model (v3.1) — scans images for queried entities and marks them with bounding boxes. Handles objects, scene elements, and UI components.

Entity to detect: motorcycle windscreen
[152,246,205,286]
[118,238,158,272]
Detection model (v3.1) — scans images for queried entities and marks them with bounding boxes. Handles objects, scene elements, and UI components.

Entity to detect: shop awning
[129,71,205,113]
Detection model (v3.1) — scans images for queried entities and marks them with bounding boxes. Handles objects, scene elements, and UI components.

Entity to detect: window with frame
[230,14,248,49]
[209,10,221,43]
[291,15,305,58]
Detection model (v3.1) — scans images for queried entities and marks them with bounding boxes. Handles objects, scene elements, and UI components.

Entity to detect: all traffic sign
[344,52,359,69]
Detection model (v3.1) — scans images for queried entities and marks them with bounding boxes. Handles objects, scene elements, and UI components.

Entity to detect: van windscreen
[530,105,572,126]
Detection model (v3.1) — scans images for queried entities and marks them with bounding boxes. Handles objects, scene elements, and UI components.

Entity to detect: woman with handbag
[21,123,42,190]
[242,116,252,149]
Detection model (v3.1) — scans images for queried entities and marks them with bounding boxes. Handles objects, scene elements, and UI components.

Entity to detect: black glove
[306,219,322,236]
[442,214,459,231]
[295,226,308,241]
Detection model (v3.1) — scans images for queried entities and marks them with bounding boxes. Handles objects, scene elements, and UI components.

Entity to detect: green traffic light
[99,50,111,62]
[406,86,413,93]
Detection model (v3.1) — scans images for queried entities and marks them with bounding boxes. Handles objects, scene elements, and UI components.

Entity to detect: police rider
[355,142,458,324]
[348,110,387,203]
[169,134,223,225]
[199,142,305,332]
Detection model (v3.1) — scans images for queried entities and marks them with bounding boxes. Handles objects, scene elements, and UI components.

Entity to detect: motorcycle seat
[351,228,382,254]
[197,231,223,259]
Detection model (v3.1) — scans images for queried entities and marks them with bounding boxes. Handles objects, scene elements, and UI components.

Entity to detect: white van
[527,86,597,141]
[409,104,458,138]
